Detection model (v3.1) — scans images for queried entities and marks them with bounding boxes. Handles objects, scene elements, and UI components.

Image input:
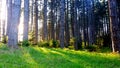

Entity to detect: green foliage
[38,41,49,47]
[1,36,8,43]
[21,40,30,47]
[98,47,111,53]
[85,45,98,52]
[68,37,75,49]
[28,31,35,43]
[69,37,75,46]
[38,40,59,48]
[49,40,59,48]
[68,45,74,49]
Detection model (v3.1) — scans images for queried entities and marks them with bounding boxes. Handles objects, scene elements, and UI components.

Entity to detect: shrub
[68,46,74,49]
[49,40,59,48]
[21,40,30,47]
[37,42,42,47]
[85,45,98,52]
[1,36,8,43]
[69,37,75,46]
[38,41,49,47]
[28,31,35,44]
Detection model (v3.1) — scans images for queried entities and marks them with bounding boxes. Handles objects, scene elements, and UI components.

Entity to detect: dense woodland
[0,0,120,53]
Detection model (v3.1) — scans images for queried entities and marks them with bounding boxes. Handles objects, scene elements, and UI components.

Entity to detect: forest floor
[0,44,120,68]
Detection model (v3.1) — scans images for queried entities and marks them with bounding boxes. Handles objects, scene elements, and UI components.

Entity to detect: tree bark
[108,0,120,52]
[43,0,48,41]
[86,0,94,45]
[23,0,29,40]
[7,0,21,48]
[59,0,65,48]
[65,0,70,47]
[33,0,38,44]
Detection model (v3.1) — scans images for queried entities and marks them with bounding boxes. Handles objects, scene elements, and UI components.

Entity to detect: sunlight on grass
[33,47,51,54]
[0,44,120,68]
[51,50,65,56]
[23,52,38,66]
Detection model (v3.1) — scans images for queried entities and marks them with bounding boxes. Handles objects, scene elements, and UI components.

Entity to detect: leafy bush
[85,45,98,52]
[37,42,42,47]
[68,46,74,49]
[28,31,35,44]
[69,37,75,46]
[2,36,8,43]
[49,40,59,48]
[20,40,30,47]
[38,41,49,47]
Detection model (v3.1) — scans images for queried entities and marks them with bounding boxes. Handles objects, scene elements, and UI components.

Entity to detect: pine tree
[7,0,21,48]
[59,0,65,48]
[108,0,120,52]
[23,0,29,40]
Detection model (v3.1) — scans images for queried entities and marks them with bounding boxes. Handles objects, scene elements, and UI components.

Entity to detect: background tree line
[0,0,119,52]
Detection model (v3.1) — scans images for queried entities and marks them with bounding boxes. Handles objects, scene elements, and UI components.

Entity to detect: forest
[0,0,120,68]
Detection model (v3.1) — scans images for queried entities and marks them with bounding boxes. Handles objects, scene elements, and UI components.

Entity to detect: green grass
[0,44,120,68]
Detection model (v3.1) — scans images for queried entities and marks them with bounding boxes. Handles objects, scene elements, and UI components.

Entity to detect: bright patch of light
[18,11,24,41]
[0,0,7,41]
[99,0,103,3]
[1,0,6,20]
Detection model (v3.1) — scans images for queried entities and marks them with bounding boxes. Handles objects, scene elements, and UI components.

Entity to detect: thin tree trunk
[6,0,12,36]
[50,1,55,40]
[30,0,34,31]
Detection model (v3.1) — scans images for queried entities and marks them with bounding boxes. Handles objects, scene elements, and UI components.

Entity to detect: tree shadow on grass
[28,47,84,68]
[47,48,120,68]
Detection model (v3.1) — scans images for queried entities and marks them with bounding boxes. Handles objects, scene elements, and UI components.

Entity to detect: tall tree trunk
[70,0,74,37]
[0,1,2,41]
[2,20,6,43]
[65,0,70,47]
[43,0,48,41]
[59,0,65,48]
[83,0,87,47]
[23,0,29,40]
[30,0,34,31]
[6,0,12,36]
[50,1,55,40]
[33,0,38,44]
[73,0,82,50]
[108,0,120,52]
[7,0,21,48]
[86,0,94,45]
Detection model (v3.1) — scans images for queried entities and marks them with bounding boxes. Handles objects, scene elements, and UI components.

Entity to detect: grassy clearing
[0,44,120,68]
